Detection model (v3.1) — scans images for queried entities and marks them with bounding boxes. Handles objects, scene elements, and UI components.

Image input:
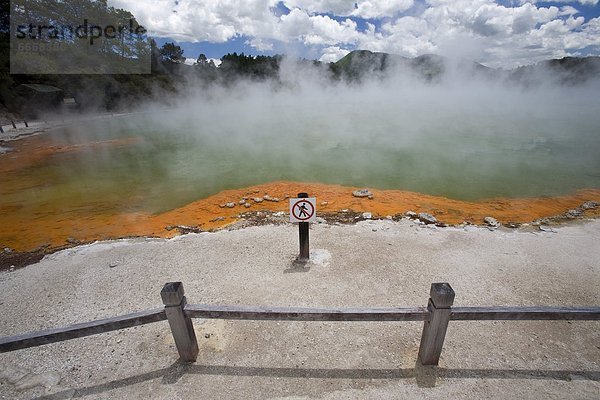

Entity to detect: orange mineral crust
[0,179,599,253]
[0,134,140,175]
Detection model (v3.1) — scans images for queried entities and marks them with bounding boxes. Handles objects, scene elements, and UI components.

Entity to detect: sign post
[290,193,316,261]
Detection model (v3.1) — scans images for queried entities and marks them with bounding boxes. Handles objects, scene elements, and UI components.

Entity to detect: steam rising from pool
[43,62,600,213]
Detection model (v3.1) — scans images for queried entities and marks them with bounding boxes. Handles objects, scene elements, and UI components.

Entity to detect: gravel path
[1,219,599,399]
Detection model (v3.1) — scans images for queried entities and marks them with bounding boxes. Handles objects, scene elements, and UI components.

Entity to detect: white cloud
[108,0,600,68]
[558,6,580,16]
[520,0,598,5]
[369,16,435,56]
[352,1,415,18]
[319,46,351,62]
[184,57,223,66]
[282,0,358,16]
[246,38,274,51]
[283,1,414,18]
[278,8,361,45]
[108,0,280,42]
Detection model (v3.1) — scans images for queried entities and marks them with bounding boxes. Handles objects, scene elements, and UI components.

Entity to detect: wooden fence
[1,282,599,366]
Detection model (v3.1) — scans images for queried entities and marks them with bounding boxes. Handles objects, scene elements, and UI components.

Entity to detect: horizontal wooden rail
[2,282,600,369]
[0,308,166,353]
[184,304,430,322]
[451,307,600,321]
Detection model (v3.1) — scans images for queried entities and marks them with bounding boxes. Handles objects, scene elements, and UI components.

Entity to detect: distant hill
[332,50,600,84]
[332,50,456,82]
[511,56,600,86]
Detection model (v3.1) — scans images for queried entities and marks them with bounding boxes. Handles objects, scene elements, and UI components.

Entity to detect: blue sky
[112,0,600,67]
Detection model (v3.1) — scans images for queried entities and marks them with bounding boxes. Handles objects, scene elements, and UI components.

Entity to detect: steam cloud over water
[45,59,600,212]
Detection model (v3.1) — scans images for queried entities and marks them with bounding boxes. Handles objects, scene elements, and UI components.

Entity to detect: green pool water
[7,85,600,215]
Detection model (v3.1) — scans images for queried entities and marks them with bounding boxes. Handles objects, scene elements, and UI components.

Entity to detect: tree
[0,0,8,33]
[219,52,282,80]
[159,42,185,63]
[196,53,208,65]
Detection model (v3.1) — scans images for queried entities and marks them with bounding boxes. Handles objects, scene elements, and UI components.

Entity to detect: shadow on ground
[37,361,600,399]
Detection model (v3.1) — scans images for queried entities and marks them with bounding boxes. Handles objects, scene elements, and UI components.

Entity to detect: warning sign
[290,197,317,223]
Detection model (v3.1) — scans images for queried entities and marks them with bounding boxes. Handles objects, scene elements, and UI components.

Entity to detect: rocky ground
[0,218,599,399]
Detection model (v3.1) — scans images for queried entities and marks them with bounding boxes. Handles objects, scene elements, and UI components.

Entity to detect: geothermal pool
[10,105,600,212]
[2,81,600,251]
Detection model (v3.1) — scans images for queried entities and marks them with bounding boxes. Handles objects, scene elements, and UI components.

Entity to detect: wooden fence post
[418,283,455,366]
[161,282,199,362]
[297,192,310,261]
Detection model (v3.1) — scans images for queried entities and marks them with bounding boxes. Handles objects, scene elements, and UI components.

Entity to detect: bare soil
[0,219,599,399]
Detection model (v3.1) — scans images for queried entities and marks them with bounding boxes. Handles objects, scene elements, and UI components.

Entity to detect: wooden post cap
[161,282,185,306]
[430,283,455,308]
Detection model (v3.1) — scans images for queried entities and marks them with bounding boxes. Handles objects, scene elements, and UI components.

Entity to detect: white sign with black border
[289,198,317,223]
